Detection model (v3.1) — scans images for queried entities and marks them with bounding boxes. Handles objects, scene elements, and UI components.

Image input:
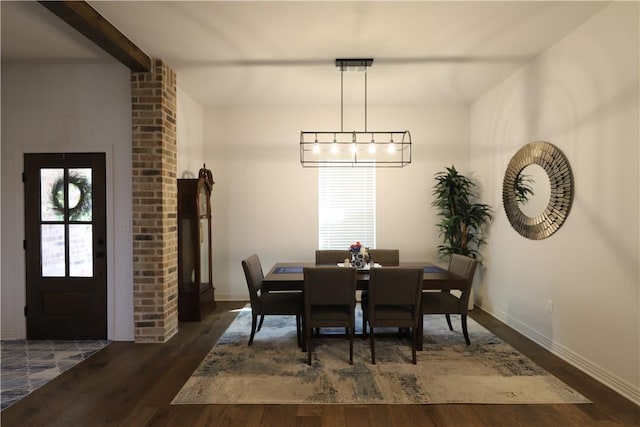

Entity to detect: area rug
[172,307,589,405]
[0,340,110,410]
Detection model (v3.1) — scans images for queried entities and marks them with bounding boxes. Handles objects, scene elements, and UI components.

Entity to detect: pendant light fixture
[300,58,411,167]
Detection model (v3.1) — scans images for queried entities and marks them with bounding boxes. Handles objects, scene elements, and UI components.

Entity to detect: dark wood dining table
[263,262,467,351]
[262,261,466,292]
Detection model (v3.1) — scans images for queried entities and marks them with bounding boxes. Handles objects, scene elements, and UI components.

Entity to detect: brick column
[131,59,178,343]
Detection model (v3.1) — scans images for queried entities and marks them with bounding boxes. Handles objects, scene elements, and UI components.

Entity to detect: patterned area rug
[0,340,110,410]
[172,307,589,405]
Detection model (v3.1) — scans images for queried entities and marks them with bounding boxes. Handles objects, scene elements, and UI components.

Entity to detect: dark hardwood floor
[2,301,638,426]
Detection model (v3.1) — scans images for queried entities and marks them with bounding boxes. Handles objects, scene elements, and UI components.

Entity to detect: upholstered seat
[242,254,303,347]
[418,254,478,346]
[363,267,423,364]
[303,266,357,365]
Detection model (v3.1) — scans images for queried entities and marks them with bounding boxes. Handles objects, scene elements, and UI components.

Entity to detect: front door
[24,153,107,339]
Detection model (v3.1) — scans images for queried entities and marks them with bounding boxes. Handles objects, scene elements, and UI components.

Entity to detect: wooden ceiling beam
[39,1,151,72]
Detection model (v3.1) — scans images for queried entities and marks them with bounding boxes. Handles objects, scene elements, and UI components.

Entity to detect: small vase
[351,252,369,269]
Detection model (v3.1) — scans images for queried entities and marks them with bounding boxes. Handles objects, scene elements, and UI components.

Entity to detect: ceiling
[2,1,608,107]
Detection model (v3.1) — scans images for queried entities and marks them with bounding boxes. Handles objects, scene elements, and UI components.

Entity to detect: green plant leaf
[432,165,492,262]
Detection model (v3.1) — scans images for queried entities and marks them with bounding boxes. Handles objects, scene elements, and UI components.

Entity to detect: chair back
[366,267,423,364]
[448,254,478,313]
[315,250,350,265]
[303,267,357,307]
[241,254,264,309]
[368,267,423,316]
[368,249,400,266]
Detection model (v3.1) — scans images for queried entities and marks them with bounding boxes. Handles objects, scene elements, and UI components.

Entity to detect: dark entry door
[24,153,107,339]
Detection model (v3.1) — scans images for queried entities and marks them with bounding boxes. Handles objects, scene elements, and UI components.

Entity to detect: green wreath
[49,172,92,220]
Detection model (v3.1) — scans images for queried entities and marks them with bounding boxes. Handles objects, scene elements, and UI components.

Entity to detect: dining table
[262,261,468,350]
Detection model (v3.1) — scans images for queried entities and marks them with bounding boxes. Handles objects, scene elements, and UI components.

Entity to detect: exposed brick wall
[130,59,178,343]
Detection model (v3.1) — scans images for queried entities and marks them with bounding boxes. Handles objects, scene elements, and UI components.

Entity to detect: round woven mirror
[503,141,574,240]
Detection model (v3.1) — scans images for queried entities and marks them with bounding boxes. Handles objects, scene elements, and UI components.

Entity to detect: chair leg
[257,314,265,332]
[445,314,453,331]
[361,297,371,338]
[248,313,258,346]
[306,327,313,365]
[461,314,470,345]
[362,312,367,337]
[295,315,302,348]
[411,327,417,364]
[369,325,376,364]
[417,315,424,351]
[349,326,354,365]
[300,315,307,352]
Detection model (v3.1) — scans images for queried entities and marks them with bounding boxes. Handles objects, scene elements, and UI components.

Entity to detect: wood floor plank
[385,405,431,427]
[260,405,299,427]
[1,301,638,427]
[343,405,374,427]
[319,404,346,427]
[244,405,268,427]
[366,404,393,426]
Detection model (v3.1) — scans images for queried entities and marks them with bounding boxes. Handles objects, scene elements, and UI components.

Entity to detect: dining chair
[242,254,303,347]
[361,249,400,334]
[418,254,478,346]
[367,249,400,266]
[363,267,423,364]
[315,249,350,265]
[314,249,351,336]
[303,266,357,365]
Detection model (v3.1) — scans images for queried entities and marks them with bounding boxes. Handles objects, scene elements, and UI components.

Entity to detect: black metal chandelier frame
[300,58,411,168]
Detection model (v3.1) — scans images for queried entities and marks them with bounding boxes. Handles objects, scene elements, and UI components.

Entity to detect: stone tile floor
[1,340,110,410]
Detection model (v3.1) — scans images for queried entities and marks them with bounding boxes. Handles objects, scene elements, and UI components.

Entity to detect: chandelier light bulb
[388,139,396,154]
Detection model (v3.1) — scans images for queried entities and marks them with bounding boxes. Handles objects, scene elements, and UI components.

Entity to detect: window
[318,168,376,249]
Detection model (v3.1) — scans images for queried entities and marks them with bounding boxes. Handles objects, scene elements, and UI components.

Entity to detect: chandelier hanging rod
[336,58,372,132]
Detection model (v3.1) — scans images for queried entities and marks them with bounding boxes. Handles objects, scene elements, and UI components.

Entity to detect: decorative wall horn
[503,141,574,240]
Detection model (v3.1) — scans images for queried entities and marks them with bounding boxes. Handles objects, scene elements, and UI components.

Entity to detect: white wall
[1,63,134,341]
[177,87,205,178]
[470,2,639,403]
[203,104,469,300]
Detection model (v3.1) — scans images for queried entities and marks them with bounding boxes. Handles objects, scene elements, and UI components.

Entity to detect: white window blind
[319,168,376,249]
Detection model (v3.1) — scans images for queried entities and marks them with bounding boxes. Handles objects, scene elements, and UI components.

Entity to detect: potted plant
[432,165,492,260]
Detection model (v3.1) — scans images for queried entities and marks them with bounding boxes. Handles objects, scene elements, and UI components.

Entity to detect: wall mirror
[518,164,551,218]
[503,141,574,240]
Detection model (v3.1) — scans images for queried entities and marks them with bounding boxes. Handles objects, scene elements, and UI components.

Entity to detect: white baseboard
[0,330,18,340]
[478,302,640,406]
[111,330,134,342]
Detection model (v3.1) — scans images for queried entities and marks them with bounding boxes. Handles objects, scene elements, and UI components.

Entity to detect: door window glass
[69,224,93,277]
[39,168,94,278]
[68,168,92,221]
[41,224,66,277]
[41,169,65,221]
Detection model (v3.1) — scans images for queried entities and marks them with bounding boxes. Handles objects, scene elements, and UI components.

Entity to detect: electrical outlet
[546,299,554,313]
